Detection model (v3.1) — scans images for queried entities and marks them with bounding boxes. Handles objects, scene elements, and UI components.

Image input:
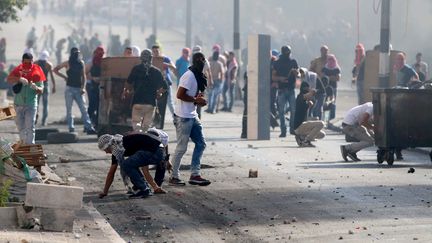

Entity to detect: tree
[0,0,28,24]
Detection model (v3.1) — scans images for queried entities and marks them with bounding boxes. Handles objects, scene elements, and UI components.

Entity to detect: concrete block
[0,206,18,228]
[25,183,84,210]
[16,206,75,232]
[35,128,60,140]
[47,132,79,144]
[38,208,75,232]
[247,34,271,140]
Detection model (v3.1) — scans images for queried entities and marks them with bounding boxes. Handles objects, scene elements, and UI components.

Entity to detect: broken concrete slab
[25,183,83,210]
[0,206,18,228]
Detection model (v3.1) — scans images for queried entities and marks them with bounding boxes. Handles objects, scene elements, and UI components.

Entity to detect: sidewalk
[0,119,125,243]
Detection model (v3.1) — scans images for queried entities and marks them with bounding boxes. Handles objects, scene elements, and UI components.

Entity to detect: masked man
[7,53,45,144]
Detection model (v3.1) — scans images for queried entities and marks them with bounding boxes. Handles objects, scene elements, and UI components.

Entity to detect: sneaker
[279,132,286,138]
[69,128,75,133]
[86,127,97,135]
[189,175,211,186]
[129,189,152,198]
[299,140,315,147]
[295,135,303,146]
[347,152,361,162]
[169,177,186,186]
[395,150,404,160]
[340,145,348,162]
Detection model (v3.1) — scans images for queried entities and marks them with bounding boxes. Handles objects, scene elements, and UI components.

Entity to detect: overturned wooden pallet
[12,144,45,174]
[0,106,16,121]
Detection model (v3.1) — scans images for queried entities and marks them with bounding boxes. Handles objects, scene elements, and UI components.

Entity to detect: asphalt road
[38,102,432,243]
[2,8,432,243]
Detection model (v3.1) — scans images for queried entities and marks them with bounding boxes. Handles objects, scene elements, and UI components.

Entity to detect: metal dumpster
[371,88,432,165]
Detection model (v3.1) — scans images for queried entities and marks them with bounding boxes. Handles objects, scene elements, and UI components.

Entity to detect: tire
[47,132,79,144]
[35,128,60,140]
[377,149,384,164]
[386,151,394,165]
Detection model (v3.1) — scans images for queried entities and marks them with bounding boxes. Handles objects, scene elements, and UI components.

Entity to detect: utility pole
[186,0,192,47]
[233,0,241,99]
[379,0,391,88]
[152,0,158,39]
[108,0,112,37]
[234,0,240,51]
[127,0,132,42]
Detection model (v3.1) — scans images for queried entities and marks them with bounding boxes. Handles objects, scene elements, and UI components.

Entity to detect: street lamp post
[379,0,391,88]
[186,0,192,47]
[152,0,158,39]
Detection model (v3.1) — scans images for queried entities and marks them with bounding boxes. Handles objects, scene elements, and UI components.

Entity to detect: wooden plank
[0,106,16,121]
[12,144,46,167]
[361,50,401,103]
[101,57,141,79]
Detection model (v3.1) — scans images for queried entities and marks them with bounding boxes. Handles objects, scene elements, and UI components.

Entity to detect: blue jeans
[14,105,37,144]
[37,83,49,125]
[312,93,326,120]
[122,148,164,192]
[166,86,175,115]
[172,115,206,178]
[208,79,223,113]
[64,86,93,131]
[277,88,296,134]
[86,81,99,125]
[356,80,364,105]
[222,80,235,110]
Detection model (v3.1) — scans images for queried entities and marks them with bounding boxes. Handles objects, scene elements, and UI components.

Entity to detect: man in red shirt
[7,53,46,144]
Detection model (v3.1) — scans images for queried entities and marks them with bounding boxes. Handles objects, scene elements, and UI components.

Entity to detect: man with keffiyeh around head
[169,52,211,186]
[122,49,168,132]
[98,128,171,198]
[7,53,46,144]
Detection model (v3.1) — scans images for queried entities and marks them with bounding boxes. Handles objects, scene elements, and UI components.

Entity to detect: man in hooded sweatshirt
[123,49,168,132]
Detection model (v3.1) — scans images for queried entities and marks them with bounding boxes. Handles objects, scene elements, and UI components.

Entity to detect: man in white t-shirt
[170,52,211,186]
[340,102,374,162]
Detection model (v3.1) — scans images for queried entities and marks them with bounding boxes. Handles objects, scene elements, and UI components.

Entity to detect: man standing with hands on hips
[169,52,211,186]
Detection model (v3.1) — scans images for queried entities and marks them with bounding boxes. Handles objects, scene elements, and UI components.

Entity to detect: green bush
[0,179,13,207]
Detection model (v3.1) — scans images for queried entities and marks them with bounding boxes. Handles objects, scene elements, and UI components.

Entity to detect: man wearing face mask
[272,45,299,137]
[54,47,97,134]
[169,52,210,186]
[7,53,46,144]
[122,49,168,132]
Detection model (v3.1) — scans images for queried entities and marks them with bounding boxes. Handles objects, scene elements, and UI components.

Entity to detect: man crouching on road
[169,52,211,186]
[98,128,171,198]
[340,102,374,162]
[293,82,325,147]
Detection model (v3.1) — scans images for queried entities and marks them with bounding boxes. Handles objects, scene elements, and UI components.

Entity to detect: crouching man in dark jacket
[98,128,170,198]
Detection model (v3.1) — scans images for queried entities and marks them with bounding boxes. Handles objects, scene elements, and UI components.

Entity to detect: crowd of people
[1,18,430,198]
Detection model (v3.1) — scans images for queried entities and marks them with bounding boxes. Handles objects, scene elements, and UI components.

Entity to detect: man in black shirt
[272,45,299,137]
[293,82,325,147]
[98,129,169,198]
[123,49,168,131]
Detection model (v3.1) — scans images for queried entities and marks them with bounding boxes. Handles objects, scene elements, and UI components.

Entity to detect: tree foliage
[0,0,28,24]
